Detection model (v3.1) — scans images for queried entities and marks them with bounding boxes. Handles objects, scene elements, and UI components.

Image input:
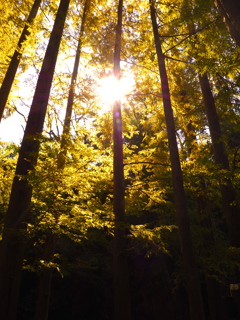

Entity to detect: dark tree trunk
[34,2,90,319]
[0,0,70,319]
[185,124,225,320]
[184,3,239,311]
[196,182,225,320]
[112,0,132,319]
[34,232,56,320]
[199,73,240,248]
[57,0,90,168]
[149,2,205,320]
[0,0,42,121]
[206,277,225,320]
[215,0,240,46]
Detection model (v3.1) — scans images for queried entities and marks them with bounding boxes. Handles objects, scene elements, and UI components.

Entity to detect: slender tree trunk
[184,5,240,243]
[183,1,240,310]
[34,2,90,319]
[199,73,240,247]
[57,0,90,169]
[0,0,70,319]
[0,0,42,121]
[196,180,225,320]
[214,0,240,46]
[185,123,225,320]
[112,0,132,319]
[149,2,205,320]
[34,232,55,320]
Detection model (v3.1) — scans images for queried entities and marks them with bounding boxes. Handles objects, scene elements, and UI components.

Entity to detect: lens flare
[98,74,134,105]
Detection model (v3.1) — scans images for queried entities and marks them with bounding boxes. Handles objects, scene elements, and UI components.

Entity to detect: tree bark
[112,0,132,319]
[34,232,56,320]
[34,2,90,319]
[185,123,225,320]
[0,0,70,318]
[215,0,240,46]
[149,2,205,320]
[57,0,90,169]
[199,73,240,247]
[0,0,42,121]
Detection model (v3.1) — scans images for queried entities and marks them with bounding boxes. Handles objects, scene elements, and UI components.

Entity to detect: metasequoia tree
[0,0,42,121]
[0,0,240,318]
[183,0,240,248]
[0,0,30,78]
[57,0,90,169]
[149,1,205,320]
[112,0,132,319]
[0,0,70,318]
[199,74,240,248]
[175,75,225,320]
[167,0,240,315]
[214,0,240,46]
[34,2,90,319]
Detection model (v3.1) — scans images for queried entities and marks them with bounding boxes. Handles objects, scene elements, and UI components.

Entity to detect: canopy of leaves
[0,0,240,318]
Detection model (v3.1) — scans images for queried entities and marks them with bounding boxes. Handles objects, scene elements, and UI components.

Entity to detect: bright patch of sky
[0,112,25,144]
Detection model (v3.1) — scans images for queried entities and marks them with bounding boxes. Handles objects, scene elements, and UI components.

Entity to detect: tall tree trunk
[183,1,240,310]
[214,0,240,46]
[185,123,225,320]
[149,2,205,320]
[34,231,55,320]
[34,2,90,319]
[0,0,70,319]
[0,0,42,121]
[57,0,90,169]
[112,0,132,319]
[199,73,240,248]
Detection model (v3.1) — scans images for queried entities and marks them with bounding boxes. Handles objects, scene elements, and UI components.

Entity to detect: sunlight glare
[98,74,134,106]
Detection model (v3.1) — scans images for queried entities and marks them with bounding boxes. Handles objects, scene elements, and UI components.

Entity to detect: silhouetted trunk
[57,0,90,168]
[199,73,240,247]
[112,0,132,319]
[206,277,225,320]
[196,181,226,320]
[185,123,225,320]
[184,2,239,311]
[34,2,90,319]
[184,6,240,244]
[150,2,205,320]
[185,122,197,155]
[215,0,240,46]
[0,0,42,121]
[0,0,70,319]
[34,232,55,320]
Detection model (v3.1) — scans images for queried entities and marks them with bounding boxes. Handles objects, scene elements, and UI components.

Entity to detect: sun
[97,74,134,107]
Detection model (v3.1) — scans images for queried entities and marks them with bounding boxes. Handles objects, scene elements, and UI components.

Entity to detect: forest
[0,0,240,319]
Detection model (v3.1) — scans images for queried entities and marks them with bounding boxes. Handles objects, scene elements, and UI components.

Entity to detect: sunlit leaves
[0,142,18,216]
[0,0,240,297]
